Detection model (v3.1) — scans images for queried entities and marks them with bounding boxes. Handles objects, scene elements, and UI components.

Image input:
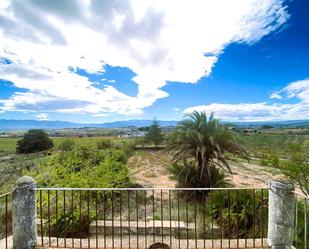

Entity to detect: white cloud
[0,0,289,116]
[184,79,309,121]
[36,113,49,121]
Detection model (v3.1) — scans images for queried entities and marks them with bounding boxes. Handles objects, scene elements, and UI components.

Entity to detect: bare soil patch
[128,150,277,188]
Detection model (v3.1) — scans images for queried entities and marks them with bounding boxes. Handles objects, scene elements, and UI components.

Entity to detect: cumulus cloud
[0,0,289,116]
[184,79,309,121]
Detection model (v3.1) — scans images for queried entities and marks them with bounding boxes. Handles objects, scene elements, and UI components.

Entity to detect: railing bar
[236,190,239,249]
[295,196,298,248]
[87,191,90,249]
[120,191,123,249]
[64,190,66,248]
[56,190,59,247]
[5,194,8,249]
[103,190,106,249]
[128,190,131,249]
[112,190,115,249]
[71,190,74,248]
[145,190,147,249]
[202,191,206,249]
[161,189,163,243]
[35,187,268,191]
[0,192,12,198]
[253,189,256,248]
[169,190,172,248]
[194,190,197,249]
[228,189,231,249]
[136,190,139,249]
[220,190,223,249]
[79,190,82,249]
[261,189,264,247]
[40,190,44,247]
[210,190,214,249]
[48,190,51,247]
[305,198,307,249]
[178,190,180,249]
[244,189,247,248]
[96,190,98,249]
[186,196,189,249]
[292,191,309,199]
[152,190,155,244]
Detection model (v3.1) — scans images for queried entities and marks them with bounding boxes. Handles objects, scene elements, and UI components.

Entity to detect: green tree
[144,120,164,147]
[167,111,247,187]
[271,141,309,196]
[16,129,54,153]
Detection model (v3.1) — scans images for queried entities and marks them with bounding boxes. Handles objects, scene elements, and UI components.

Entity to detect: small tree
[16,129,54,153]
[271,141,309,196]
[144,120,164,147]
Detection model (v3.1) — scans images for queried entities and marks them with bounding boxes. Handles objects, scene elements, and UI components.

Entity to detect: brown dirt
[128,150,278,188]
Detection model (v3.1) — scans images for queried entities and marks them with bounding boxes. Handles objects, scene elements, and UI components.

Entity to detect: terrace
[0,177,308,249]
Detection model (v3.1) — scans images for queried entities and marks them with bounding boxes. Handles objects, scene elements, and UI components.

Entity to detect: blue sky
[0,0,308,123]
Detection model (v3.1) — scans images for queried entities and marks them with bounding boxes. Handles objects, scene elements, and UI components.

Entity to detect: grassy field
[0,136,129,156]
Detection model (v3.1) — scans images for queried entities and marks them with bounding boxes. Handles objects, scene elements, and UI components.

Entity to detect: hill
[0,119,178,130]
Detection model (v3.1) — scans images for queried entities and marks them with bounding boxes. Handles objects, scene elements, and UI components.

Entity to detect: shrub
[271,141,309,196]
[97,139,113,150]
[16,129,54,154]
[170,161,230,188]
[25,145,134,238]
[58,139,75,151]
[208,190,268,238]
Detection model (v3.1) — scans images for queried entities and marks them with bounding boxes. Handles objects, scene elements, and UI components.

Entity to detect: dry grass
[128,150,278,188]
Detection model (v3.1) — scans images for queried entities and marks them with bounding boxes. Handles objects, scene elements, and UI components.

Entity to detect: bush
[25,145,134,238]
[170,161,230,188]
[271,141,309,196]
[58,139,75,151]
[208,190,268,238]
[16,129,54,154]
[97,139,113,150]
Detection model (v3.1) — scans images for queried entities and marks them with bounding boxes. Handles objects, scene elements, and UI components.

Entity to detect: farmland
[1,126,308,194]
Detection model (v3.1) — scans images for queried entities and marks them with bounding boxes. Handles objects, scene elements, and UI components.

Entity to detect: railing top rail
[0,191,12,198]
[292,191,309,199]
[35,186,268,191]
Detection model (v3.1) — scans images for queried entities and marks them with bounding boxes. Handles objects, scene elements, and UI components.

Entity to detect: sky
[0,0,308,123]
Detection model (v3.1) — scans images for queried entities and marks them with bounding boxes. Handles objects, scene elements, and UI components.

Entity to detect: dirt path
[128,150,277,188]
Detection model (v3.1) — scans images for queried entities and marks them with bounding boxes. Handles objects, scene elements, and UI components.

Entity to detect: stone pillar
[12,176,37,249]
[268,179,295,249]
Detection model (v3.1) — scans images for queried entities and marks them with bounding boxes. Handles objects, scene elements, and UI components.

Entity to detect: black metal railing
[0,192,12,249]
[294,191,308,249]
[35,187,268,249]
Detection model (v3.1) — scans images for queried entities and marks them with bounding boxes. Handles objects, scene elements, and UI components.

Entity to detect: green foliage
[144,120,165,146]
[170,161,229,188]
[208,190,268,238]
[58,139,75,151]
[294,200,309,247]
[167,111,248,187]
[97,139,113,150]
[25,145,134,238]
[271,141,309,196]
[26,145,132,188]
[16,129,54,154]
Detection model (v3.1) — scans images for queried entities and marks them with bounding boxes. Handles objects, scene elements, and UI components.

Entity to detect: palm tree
[167,111,248,187]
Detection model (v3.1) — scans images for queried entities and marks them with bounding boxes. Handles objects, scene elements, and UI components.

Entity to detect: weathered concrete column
[268,178,295,249]
[12,176,37,249]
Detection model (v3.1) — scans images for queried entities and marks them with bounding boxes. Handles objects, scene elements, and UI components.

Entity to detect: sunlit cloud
[0,0,289,116]
[184,79,309,121]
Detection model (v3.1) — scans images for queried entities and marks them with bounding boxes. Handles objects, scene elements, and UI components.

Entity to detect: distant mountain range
[0,119,178,130]
[1,118,309,130]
